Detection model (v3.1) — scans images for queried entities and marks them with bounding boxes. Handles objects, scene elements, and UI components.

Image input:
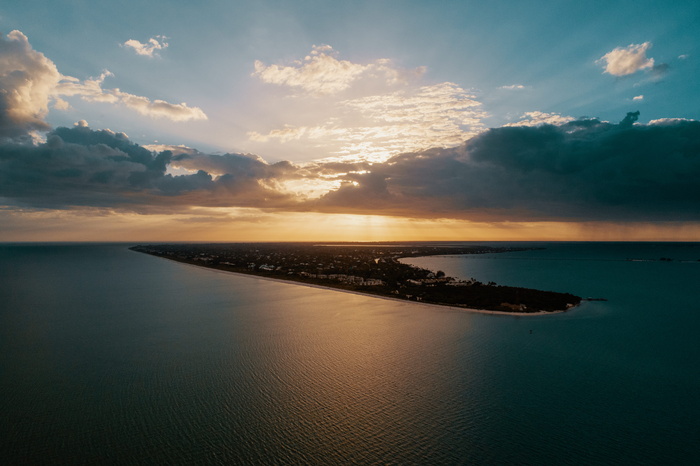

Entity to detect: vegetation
[130,242,581,313]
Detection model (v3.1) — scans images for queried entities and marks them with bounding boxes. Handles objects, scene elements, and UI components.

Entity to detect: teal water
[1,243,698,464]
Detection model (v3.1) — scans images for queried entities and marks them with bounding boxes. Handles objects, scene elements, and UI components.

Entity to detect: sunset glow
[1,1,699,241]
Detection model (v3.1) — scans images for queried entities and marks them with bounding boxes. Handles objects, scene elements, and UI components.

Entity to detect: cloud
[0,124,295,210]
[122,36,169,57]
[250,47,485,162]
[313,114,700,222]
[253,45,369,95]
[504,111,574,127]
[0,30,61,139]
[2,31,696,224]
[0,29,206,133]
[648,117,695,126]
[499,84,525,90]
[633,95,644,101]
[598,42,655,76]
[249,82,485,162]
[52,98,71,110]
[248,124,348,144]
[252,45,419,96]
[55,71,207,121]
[2,113,699,224]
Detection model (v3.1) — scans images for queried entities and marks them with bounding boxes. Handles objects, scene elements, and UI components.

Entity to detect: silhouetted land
[130,243,581,313]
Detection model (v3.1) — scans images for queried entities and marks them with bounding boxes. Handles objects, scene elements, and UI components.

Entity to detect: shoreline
[145,252,574,317]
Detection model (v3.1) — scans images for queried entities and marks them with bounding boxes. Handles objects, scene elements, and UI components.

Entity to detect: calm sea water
[1,242,698,464]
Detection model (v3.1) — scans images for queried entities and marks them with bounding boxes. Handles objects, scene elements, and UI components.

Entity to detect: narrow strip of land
[153,255,573,317]
[130,242,581,314]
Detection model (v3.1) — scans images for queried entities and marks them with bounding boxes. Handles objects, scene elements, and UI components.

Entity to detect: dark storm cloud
[314,114,700,221]
[2,113,699,222]
[172,151,296,184]
[0,125,296,210]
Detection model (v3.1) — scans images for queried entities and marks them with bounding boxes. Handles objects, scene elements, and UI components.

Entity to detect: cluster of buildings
[131,243,507,295]
[298,272,385,286]
[135,244,488,290]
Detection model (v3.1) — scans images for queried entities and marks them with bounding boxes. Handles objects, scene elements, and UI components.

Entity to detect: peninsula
[130,243,581,314]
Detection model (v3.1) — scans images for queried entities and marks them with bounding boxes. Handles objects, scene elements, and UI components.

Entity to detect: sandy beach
[154,255,571,317]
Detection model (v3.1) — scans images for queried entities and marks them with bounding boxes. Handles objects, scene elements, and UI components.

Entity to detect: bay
[1,242,698,464]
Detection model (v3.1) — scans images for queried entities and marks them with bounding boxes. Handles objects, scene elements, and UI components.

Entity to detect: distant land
[131,243,581,314]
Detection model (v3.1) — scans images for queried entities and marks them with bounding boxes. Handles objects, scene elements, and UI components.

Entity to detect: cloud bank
[313,114,700,222]
[2,113,699,224]
[0,123,295,210]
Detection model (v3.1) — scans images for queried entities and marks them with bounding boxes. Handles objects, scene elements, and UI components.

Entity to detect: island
[130,243,581,314]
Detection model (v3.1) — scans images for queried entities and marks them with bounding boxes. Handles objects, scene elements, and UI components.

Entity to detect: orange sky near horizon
[3,209,699,243]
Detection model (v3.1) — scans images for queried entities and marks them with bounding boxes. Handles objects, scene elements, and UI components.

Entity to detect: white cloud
[253,45,369,95]
[249,83,486,162]
[633,95,644,101]
[648,118,696,126]
[0,30,61,138]
[55,70,207,121]
[504,111,574,127]
[249,47,486,162]
[253,44,424,96]
[112,91,207,121]
[122,36,168,57]
[499,84,525,90]
[248,125,348,143]
[597,42,655,76]
[52,97,71,110]
[55,71,117,102]
[678,54,689,60]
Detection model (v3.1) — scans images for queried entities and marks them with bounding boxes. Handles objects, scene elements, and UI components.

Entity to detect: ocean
[1,242,698,464]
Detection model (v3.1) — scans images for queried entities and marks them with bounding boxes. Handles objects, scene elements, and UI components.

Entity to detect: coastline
[143,252,573,317]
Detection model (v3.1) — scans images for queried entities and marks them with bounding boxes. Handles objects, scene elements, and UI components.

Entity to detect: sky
[1,0,700,241]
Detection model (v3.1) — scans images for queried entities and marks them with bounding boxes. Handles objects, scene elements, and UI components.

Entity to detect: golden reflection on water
[233,282,482,461]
